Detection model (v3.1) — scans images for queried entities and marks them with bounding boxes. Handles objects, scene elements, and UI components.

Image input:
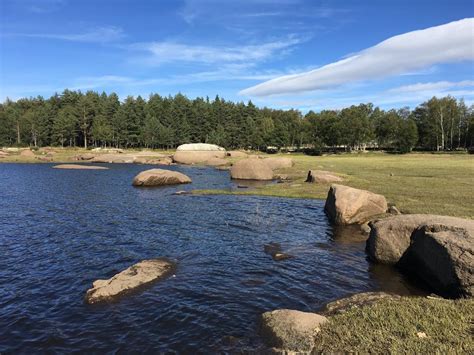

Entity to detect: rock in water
[132,169,191,186]
[260,309,328,352]
[400,223,474,298]
[306,170,343,184]
[53,164,108,170]
[324,184,388,225]
[230,158,273,180]
[85,259,175,304]
[262,157,294,170]
[366,214,472,265]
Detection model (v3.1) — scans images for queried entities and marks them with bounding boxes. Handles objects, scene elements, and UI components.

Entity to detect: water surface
[0,163,423,352]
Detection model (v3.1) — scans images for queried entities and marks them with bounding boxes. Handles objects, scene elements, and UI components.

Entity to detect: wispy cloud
[131,36,304,66]
[389,80,474,93]
[240,18,474,96]
[7,26,124,43]
[26,0,66,14]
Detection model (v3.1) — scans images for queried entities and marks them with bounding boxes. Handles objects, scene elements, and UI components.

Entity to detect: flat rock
[230,158,273,180]
[85,258,175,304]
[260,309,328,352]
[226,151,248,158]
[306,170,343,184]
[366,214,472,265]
[320,292,402,316]
[132,169,191,186]
[53,164,108,170]
[324,184,387,225]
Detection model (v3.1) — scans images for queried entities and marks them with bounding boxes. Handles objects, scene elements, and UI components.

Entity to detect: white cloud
[389,80,474,93]
[9,26,124,43]
[240,18,474,96]
[133,36,303,65]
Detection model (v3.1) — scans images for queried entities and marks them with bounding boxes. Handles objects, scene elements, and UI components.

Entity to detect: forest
[0,90,473,153]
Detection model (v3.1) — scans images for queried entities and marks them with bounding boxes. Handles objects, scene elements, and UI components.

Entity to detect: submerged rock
[85,258,175,304]
[260,309,328,352]
[230,158,273,180]
[264,242,293,261]
[53,164,108,170]
[132,169,192,186]
[324,184,388,225]
[306,170,343,184]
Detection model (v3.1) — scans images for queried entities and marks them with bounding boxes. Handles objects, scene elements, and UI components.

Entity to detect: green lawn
[313,297,474,353]
[196,152,474,219]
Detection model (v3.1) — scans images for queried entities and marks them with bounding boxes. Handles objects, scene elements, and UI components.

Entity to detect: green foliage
[0,90,472,151]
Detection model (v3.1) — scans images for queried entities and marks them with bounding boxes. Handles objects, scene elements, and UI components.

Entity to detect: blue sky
[1,0,473,110]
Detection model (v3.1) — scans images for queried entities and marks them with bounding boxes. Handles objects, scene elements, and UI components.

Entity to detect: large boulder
[366,214,471,265]
[260,309,328,352]
[176,143,225,151]
[53,164,108,170]
[399,222,474,298]
[20,149,35,157]
[230,158,274,180]
[85,259,175,304]
[306,170,343,184]
[324,184,388,225]
[263,157,294,170]
[132,169,191,186]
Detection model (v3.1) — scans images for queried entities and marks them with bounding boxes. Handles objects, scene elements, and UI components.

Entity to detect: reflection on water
[0,163,426,353]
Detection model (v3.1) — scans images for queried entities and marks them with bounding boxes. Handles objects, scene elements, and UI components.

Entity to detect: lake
[0,163,424,352]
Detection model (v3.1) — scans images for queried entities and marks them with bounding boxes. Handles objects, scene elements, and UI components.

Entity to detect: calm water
[0,163,423,353]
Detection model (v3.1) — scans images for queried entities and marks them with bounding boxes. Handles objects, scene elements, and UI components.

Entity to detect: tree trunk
[16,121,21,145]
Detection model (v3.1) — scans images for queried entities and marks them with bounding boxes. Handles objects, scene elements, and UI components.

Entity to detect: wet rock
[53,164,108,170]
[230,158,274,181]
[264,242,293,261]
[305,170,343,184]
[324,184,388,225]
[399,222,474,298]
[85,258,175,304]
[132,169,192,186]
[320,292,402,316]
[260,309,327,352]
[366,214,472,265]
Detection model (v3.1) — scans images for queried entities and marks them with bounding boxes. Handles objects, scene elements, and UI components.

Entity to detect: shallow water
[0,163,424,353]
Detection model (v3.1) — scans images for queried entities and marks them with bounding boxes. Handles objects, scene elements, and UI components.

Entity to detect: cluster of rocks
[260,183,473,353]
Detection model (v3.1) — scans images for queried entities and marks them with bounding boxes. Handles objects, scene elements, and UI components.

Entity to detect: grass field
[314,296,474,353]
[196,152,474,219]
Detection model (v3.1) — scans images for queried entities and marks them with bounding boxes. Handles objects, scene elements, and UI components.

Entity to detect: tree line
[0,90,473,152]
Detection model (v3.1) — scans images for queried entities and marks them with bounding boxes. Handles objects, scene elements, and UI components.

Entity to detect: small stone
[417,332,427,338]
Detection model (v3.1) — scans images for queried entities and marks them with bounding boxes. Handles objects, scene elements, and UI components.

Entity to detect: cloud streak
[240,18,474,96]
[132,36,303,65]
[8,26,124,43]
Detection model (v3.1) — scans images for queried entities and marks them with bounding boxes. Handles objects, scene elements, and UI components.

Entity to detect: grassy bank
[196,152,474,219]
[314,296,474,353]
